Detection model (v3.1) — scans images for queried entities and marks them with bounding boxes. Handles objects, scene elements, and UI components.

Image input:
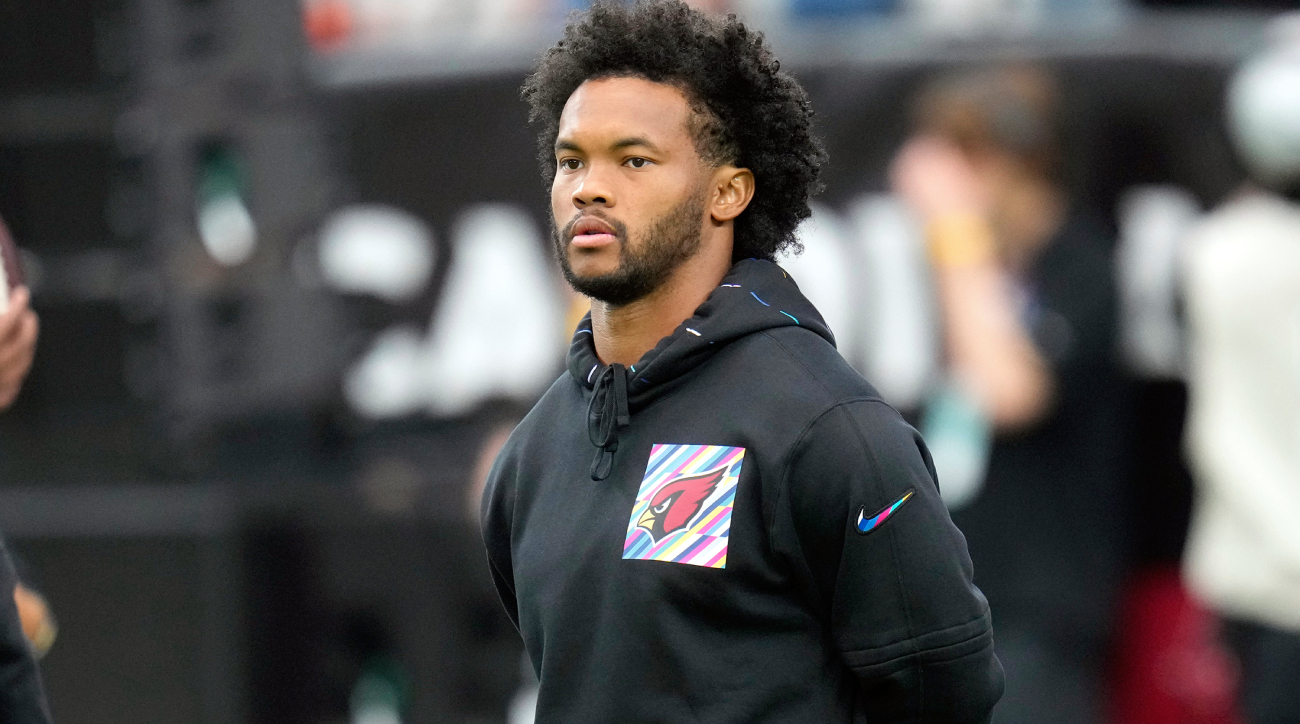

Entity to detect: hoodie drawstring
[587,363,630,481]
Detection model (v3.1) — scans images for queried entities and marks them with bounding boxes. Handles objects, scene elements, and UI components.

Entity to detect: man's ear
[709,166,755,223]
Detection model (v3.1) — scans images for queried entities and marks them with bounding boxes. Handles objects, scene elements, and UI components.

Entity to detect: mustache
[559,210,628,242]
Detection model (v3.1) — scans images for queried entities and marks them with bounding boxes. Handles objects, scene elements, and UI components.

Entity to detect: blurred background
[0,0,1296,722]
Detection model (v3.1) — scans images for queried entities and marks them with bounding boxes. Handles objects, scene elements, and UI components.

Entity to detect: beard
[552,188,706,307]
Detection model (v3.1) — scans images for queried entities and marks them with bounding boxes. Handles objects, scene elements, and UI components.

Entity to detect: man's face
[551,76,711,306]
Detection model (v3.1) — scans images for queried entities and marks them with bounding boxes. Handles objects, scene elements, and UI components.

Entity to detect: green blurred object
[919,382,991,511]
[197,144,249,204]
[195,143,258,266]
[350,655,410,724]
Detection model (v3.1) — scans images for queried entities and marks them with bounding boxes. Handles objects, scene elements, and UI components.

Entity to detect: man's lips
[569,216,619,249]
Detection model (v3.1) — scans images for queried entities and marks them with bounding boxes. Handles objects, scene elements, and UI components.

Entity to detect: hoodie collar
[567,258,835,407]
[569,258,834,481]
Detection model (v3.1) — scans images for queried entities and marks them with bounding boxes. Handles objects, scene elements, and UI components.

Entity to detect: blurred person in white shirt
[1182,15,1300,724]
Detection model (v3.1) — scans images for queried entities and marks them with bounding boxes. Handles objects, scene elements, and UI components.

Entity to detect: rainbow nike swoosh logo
[856,489,915,536]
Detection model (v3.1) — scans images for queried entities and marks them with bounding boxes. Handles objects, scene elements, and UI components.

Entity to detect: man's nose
[572,164,614,208]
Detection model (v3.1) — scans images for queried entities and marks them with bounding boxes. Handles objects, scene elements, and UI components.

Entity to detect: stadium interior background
[0,0,1287,721]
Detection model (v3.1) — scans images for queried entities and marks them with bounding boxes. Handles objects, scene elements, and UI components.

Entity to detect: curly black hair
[521,0,825,261]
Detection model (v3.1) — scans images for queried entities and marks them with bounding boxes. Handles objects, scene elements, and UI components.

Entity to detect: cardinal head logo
[636,466,728,543]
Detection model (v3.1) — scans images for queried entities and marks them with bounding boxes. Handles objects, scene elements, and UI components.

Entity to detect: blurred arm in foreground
[0,281,53,723]
[0,286,38,410]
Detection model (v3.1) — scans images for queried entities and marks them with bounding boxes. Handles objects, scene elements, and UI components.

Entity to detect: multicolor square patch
[621,443,745,569]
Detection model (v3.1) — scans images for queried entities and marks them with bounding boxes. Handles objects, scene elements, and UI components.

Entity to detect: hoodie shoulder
[749,324,885,407]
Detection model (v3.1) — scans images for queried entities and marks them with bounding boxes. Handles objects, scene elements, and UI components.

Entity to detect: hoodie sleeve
[777,399,1003,722]
[481,450,520,632]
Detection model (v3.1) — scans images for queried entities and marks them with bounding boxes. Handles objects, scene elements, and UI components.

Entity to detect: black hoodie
[482,259,1002,723]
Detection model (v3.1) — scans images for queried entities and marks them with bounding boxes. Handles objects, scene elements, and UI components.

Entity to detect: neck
[994,177,1065,272]
[590,226,733,367]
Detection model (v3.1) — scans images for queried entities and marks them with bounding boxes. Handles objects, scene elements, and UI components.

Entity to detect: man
[1182,30,1300,724]
[481,2,1002,721]
[0,282,52,724]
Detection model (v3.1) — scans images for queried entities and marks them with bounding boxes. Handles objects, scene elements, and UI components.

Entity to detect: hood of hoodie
[566,258,836,479]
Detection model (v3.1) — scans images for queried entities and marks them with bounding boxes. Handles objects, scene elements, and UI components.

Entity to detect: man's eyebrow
[611,137,660,152]
[554,137,663,154]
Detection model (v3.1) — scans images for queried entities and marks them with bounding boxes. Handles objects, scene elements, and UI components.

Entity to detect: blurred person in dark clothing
[1181,19,1300,723]
[0,543,51,724]
[0,283,53,724]
[891,66,1127,724]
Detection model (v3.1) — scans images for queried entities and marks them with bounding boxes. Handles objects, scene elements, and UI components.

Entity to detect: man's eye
[559,158,582,171]
[626,157,651,169]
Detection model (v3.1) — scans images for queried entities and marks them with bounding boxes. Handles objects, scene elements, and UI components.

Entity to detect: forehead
[556,76,694,147]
